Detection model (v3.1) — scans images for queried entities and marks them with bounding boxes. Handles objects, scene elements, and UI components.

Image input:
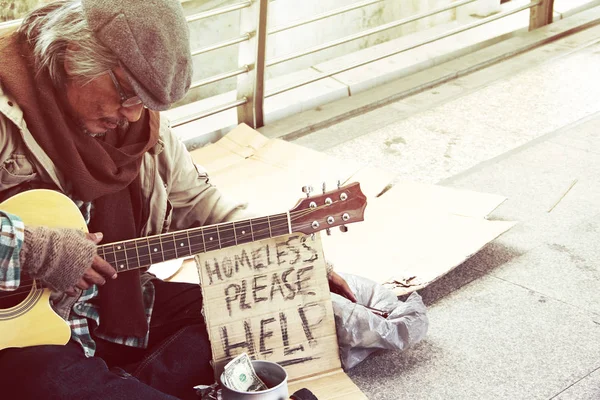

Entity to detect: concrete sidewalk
[292,18,600,400]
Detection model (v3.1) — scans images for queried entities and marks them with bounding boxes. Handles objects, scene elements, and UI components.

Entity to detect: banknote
[222,353,268,392]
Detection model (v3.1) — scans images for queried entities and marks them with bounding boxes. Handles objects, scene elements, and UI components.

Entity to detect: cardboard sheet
[288,369,368,400]
[190,124,392,216]
[174,124,516,296]
[162,123,515,397]
[320,184,516,295]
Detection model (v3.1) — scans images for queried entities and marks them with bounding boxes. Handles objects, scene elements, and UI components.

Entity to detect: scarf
[0,32,160,337]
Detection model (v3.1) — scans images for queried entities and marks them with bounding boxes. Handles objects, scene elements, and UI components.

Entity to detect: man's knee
[0,343,110,393]
[0,344,85,373]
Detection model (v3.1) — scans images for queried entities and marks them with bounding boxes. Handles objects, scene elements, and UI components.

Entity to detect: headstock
[289,181,367,236]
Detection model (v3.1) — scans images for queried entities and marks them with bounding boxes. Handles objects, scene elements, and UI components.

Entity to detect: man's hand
[328,271,357,303]
[65,232,117,296]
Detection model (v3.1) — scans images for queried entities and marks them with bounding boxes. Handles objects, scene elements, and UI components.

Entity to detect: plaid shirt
[0,211,25,291]
[0,206,155,358]
[70,279,155,357]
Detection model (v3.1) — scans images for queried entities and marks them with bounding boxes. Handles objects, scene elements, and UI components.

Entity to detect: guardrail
[171,0,554,129]
[0,0,555,132]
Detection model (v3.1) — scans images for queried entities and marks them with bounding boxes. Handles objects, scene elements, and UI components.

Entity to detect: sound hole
[0,286,32,309]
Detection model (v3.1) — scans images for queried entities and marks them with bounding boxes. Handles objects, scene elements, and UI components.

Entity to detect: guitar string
[98,204,345,266]
[1,220,324,298]
[96,199,349,262]
[97,201,340,250]
[3,195,359,298]
[13,216,307,288]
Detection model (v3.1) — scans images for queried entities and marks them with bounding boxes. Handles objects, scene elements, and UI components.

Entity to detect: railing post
[236,0,269,128]
[529,0,554,31]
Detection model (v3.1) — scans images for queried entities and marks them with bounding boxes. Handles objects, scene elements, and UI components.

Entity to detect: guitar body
[0,190,84,350]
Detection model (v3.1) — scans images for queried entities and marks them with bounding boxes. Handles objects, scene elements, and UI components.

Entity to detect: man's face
[64,67,144,135]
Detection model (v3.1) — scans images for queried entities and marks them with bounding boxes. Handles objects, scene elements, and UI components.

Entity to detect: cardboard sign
[196,233,342,381]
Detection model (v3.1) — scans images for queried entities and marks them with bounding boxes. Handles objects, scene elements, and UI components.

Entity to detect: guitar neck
[97,213,291,273]
[97,182,367,272]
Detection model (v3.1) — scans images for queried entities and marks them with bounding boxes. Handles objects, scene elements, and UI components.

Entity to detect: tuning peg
[322,182,326,194]
[337,179,342,189]
[339,225,348,233]
[302,185,313,198]
[326,228,331,236]
[310,233,316,241]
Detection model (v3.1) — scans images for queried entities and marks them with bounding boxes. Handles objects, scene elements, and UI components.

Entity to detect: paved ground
[293,24,600,400]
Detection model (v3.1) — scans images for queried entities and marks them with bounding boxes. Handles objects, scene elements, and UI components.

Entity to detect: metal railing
[171,0,555,129]
[0,0,555,132]
[186,1,252,23]
[266,0,478,68]
[267,1,541,98]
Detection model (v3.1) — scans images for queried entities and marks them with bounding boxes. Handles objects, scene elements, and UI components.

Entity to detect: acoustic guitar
[0,183,366,350]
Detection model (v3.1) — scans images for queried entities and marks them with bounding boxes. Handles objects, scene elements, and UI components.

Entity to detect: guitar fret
[124,241,139,270]
[137,238,152,267]
[185,230,193,256]
[103,247,117,270]
[234,220,253,245]
[172,232,179,259]
[158,235,165,260]
[134,240,141,268]
[252,217,271,241]
[219,222,235,249]
[232,221,238,246]
[173,231,192,259]
[216,225,222,249]
[185,228,203,255]
[113,243,127,272]
[148,236,164,264]
[270,213,290,237]
[161,233,176,261]
[203,225,220,253]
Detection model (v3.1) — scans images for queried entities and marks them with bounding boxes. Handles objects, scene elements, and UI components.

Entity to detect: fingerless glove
[19,226,96,292]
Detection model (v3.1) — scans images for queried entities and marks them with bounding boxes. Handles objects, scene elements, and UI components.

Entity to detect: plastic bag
[331,272,429,370]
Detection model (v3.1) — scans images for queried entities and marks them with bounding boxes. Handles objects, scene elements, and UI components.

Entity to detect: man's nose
[119,103,144,122]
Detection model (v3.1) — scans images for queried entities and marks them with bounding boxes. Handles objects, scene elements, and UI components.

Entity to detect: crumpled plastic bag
[331,272,429,370]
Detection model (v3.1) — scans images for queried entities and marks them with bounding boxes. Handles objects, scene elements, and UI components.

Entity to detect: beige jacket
[0,84,249,317]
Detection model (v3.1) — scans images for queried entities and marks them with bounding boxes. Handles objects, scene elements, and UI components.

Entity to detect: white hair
[18,0,118,87]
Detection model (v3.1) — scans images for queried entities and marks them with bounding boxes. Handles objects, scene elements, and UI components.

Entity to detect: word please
[224,266,315,316]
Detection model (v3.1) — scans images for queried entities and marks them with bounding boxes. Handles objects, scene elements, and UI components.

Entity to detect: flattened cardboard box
[160,123,516,398]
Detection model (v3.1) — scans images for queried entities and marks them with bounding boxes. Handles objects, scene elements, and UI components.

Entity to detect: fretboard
[97,213,290,272]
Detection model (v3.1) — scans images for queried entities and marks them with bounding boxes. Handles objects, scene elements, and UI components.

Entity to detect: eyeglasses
[107,70,143,108]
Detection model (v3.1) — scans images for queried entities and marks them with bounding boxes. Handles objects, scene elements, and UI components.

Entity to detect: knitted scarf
[0,32,160,338]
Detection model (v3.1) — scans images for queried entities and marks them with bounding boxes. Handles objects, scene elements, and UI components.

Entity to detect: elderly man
[0,1,355,398]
